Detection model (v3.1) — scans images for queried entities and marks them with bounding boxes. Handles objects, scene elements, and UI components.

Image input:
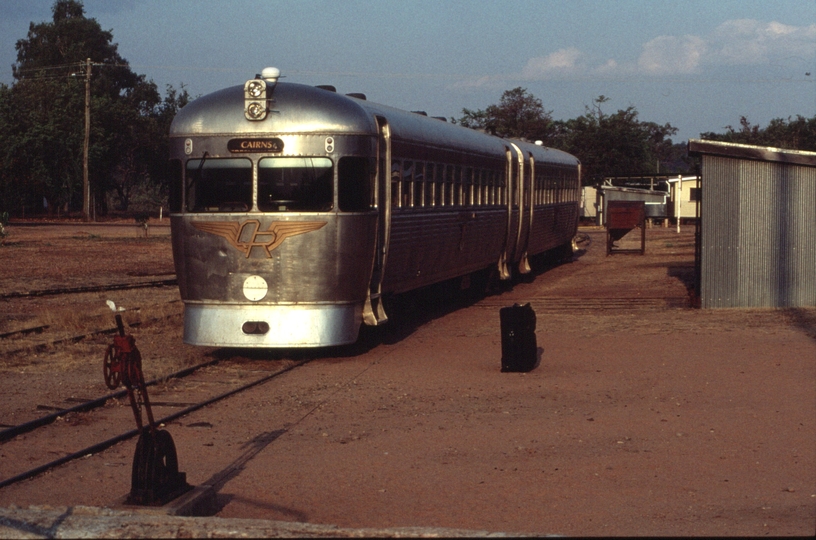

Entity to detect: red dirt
[0,222,814,536]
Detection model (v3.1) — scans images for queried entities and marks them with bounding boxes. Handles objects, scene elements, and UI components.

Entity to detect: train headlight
[246,79,265,99]
[244,79,268,121]
[246,101,266,120]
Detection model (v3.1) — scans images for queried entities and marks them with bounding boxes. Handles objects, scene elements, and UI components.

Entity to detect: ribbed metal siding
[700,155,816,308]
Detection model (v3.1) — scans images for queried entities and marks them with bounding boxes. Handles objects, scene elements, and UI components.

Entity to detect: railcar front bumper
[182,303,362,347]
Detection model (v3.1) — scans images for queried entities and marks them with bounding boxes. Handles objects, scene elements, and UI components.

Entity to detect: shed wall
[580,186,598,218]
[700,155,816,308]
[669,178,700,219]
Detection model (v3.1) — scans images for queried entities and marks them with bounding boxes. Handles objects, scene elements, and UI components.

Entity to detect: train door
[517,153,535,273]
[499,145,517,279]
[504,142,533,275]
[363,116,391,325]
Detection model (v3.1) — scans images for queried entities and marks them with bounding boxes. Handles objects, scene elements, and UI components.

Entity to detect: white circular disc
[243,275,268,302]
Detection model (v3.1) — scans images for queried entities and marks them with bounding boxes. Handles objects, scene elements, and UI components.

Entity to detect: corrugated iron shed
[688,139,816,308]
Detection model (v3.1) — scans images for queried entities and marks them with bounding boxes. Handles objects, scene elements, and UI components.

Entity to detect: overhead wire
[12,61,131,81]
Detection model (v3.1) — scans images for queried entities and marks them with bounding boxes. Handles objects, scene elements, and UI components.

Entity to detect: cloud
[638,35,707,75]
[709,19,816,65]
[521,47,584,78]
[512,18,816,81]
[595,59,619,75]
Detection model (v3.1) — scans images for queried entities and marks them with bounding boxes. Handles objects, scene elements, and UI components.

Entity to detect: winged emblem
[192,219,326,258]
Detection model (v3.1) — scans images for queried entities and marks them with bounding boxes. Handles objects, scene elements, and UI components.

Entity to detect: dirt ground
[0,220,814,537]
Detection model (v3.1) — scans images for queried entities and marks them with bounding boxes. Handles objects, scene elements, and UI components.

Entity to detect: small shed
[688,139,816,308]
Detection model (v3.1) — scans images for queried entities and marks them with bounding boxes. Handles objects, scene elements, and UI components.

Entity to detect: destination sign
[228,138,284,153]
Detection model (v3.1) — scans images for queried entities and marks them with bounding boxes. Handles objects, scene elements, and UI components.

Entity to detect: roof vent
[346,93,367,100]
[261,67,280,83]
[316,85,337,92]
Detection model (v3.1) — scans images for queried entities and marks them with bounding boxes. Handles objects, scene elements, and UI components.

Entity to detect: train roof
[170,82,377,136]
[509,139,581,168]
[171,79,578,166]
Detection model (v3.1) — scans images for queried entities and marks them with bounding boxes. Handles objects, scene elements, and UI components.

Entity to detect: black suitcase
[499,303,537,372]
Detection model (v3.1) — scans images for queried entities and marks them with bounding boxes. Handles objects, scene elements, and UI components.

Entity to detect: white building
[667,175,701,221]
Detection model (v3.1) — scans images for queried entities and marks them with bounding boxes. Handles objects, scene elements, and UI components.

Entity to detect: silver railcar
[168,68,580,347]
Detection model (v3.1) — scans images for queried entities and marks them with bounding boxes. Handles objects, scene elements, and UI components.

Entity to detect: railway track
[0,355,309,490]
[0,307,185,358]
[0,357,221,444]
[1,272,182,358]
[0,277,177,300]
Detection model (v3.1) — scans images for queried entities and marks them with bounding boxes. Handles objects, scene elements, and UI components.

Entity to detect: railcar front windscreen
[258,157,333,212]
[186,158,252,212]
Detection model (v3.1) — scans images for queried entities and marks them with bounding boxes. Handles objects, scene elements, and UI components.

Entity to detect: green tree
[113,84,191,212]
[700,115,816,151]
[458,91,679,185]
[551,96,678,185]
[458,87,554,141]
[3,0,182,216]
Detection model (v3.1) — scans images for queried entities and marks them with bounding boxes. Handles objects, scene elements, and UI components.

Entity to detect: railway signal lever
[103,312,191,505]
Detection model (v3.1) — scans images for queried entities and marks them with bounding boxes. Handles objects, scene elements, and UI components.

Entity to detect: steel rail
[0,359,307,490]
[1,311,181,358]
[1,323,143,358]
[0,325,49,340]
[0,278,177,300]
[0,357,220,443]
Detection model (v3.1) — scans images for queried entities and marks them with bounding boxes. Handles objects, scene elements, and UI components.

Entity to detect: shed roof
[688,139,816,167]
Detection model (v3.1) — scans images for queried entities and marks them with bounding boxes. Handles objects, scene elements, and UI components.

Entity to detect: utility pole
[83,57,91,222]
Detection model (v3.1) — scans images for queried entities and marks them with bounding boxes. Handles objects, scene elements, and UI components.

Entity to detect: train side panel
[383,208,507,294]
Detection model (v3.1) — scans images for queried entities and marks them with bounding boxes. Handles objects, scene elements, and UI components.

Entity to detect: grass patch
[71,233,102,241]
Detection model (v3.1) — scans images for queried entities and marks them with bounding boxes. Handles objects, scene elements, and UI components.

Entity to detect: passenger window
[338,157,373,212]
[414,162,425,207]
[474,170,482,206]
[169,159,182,213]
[258,157,333,212]
[453,166,462,206]
[438,165,447,206]
[391,161,401,208]
[425,163,435,207]
[463,167,472,206]
[403,161,414,208]
[185,158,252,212]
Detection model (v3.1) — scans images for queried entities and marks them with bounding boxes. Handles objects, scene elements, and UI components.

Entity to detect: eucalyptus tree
[700,115,816,151]
[553,96,678,184]
[4,0,182,216]
[458,87,555,142]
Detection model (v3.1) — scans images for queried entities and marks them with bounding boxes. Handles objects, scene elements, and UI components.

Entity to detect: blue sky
[1,0,814,142]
